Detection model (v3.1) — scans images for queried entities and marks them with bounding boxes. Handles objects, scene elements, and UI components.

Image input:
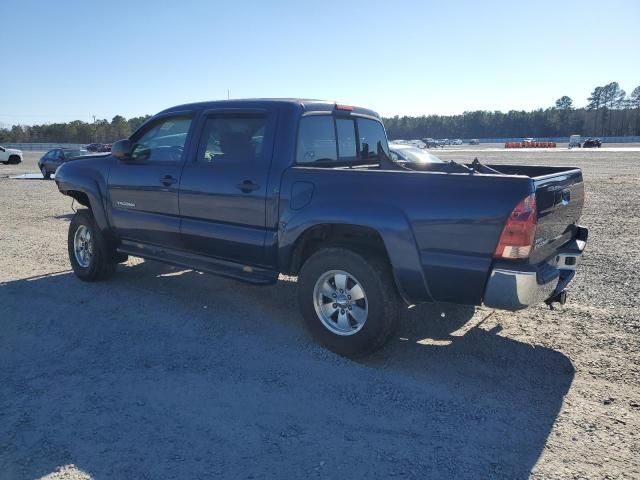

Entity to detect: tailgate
[530,168,584,263]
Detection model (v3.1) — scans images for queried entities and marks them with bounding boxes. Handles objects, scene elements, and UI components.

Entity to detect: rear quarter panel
[279,167,534,305]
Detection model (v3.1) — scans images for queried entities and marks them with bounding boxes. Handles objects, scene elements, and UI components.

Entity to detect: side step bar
[118,240,279,285]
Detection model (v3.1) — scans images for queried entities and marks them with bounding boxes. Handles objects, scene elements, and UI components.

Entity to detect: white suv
[0,145,23,164]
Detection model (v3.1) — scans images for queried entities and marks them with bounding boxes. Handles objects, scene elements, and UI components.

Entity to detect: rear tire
[68,209,117,281]
[297,247,401,357]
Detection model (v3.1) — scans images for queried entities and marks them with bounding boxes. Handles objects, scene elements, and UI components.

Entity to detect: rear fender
[279,204,433,304]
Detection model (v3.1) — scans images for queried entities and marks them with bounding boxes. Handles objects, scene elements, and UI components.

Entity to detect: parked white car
[569,134,581,148]
[0,145,23,164]
[407,139,426,148]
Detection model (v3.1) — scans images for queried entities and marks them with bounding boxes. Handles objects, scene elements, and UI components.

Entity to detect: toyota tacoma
[55,99,588,356]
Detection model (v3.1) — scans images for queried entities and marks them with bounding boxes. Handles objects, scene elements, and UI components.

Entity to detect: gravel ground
[1,149,639,479]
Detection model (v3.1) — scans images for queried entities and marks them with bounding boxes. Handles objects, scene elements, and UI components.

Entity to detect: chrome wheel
[313,269,368,336]
[73,225,93,268]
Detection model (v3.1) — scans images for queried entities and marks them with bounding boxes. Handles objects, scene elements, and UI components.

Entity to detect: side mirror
[112,139,132,161]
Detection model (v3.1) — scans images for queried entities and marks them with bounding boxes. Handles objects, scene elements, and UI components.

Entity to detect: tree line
[0,115,151,144]
[1,81,638,144]
[384,82,640,140]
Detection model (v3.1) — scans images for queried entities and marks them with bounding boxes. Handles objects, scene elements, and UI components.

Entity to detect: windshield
[392,146,443,163]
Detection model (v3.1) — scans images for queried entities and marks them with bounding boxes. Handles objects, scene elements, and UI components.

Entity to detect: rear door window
[196,114,267,164]
[296,116,337,164]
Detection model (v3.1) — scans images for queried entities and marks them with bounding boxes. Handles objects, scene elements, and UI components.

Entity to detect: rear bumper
[483,228,587,311]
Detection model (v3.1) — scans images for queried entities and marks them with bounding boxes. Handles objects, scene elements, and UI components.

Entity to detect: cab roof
[159,98,381,119]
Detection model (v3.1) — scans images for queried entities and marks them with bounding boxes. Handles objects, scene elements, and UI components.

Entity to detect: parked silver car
[389,144,444,164]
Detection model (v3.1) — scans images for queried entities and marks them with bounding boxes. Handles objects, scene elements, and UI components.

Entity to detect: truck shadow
[1,261,573,480]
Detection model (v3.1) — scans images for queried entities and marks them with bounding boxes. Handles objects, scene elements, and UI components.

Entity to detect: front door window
[130,117,192,163]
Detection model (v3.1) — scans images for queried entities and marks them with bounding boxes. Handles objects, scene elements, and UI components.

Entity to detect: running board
[118,240,278,285]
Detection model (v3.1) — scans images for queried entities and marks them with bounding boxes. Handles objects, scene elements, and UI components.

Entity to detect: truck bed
[285,161,584,305]
[422,162,584,265]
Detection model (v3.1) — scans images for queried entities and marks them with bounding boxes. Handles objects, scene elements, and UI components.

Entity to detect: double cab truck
[55,99,588,356]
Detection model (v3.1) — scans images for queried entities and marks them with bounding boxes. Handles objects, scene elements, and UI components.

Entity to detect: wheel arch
[287,223,389,275]
[65,190,91,208]
[279,209,433,304]
[56,172,110,234]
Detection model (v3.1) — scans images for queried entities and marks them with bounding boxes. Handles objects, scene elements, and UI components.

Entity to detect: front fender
[55,159,111,234]
[279,203,433,304]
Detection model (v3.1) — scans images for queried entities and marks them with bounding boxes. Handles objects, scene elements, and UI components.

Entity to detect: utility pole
[227,89,230,100]
[93,115,97,143]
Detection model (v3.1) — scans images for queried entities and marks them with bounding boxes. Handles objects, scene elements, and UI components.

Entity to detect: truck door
[178,109,276,266]
[107,113,193,248]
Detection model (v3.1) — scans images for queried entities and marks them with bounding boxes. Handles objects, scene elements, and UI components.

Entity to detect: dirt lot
[1,149,639,479]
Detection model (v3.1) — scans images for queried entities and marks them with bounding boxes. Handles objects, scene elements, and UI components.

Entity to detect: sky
[1,0,639,126]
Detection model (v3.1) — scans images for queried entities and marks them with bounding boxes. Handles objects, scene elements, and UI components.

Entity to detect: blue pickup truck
[55,99,587,356]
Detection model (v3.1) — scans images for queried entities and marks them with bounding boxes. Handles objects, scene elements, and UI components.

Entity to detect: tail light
[494,193,537,259]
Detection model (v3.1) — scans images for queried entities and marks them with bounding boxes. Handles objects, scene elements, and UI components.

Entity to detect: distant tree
[10,125,27,142]
[587,86,604,134]
[553,96,574,136]
[601,82,626,135]
[128,115,151,133]
[110,115,131,139]
[631,86,640,135]
[610,83,626,109]
[586,87,603,110]
[555,96,573,110]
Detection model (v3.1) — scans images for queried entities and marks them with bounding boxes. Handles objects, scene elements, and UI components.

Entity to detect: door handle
[236,180,260,193]
[161,175,177,187]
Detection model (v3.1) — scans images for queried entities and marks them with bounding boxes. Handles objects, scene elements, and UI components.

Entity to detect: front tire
[41,166,50,179]
[68,209,116,281]
[298,247,401,357]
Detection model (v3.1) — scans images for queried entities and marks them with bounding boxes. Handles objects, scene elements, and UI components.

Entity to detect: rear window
[296,115,388,165]
[336,119,357,162]
[357,118,389,161]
